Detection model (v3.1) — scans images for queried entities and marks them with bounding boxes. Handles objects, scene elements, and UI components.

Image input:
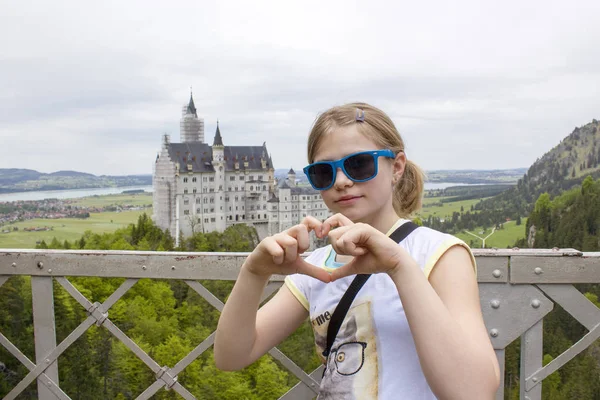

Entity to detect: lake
[0,182,490,202]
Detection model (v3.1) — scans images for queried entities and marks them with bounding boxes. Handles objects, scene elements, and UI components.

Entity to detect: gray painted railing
[1,248,599,400]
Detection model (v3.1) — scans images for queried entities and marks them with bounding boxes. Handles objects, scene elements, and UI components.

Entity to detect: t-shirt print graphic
[313,300,378,400]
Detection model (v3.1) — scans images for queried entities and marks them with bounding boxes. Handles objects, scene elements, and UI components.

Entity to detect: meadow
[419,196,486,219]
[71,192,153,208]
[0,209,148,249]
[455,219,528,249]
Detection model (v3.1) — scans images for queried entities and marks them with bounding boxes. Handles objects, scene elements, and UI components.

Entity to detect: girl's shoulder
[405,225,476,277]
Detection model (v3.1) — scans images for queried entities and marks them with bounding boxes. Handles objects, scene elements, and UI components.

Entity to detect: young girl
[215,103,500,399]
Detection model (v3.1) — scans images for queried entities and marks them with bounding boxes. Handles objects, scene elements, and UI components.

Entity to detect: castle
[152,93,331,244]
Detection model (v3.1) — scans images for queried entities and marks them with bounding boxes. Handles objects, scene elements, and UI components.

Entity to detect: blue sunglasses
[303,149,395,190]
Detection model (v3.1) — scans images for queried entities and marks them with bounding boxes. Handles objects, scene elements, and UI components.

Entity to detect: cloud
[1,0,600,175]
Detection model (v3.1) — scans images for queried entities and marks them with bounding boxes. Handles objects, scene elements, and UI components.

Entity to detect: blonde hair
[307,102,424,218]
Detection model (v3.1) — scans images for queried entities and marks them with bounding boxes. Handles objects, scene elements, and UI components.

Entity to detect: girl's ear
[392,151,406,183]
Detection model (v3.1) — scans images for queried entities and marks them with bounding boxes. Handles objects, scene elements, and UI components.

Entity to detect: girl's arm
[215,269,308,371]
[389,245,500,400]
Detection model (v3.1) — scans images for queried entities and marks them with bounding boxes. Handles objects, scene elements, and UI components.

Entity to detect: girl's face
[312,125,403,227]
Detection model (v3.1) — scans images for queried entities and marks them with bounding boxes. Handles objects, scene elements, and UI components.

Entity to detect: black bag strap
[322,221,418,358]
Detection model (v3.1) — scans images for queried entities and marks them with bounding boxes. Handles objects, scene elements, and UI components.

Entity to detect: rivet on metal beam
[48,269,52,274]
[492,269,502,278]
[12,262,16,268]
[37,261,44,269]
[142,265,147,270]
[531,299,541,309]
[490,329,499,338]
[171,266,176,270]
[534,267,543,275]
[490,300,500,309]
[532,377,538,383]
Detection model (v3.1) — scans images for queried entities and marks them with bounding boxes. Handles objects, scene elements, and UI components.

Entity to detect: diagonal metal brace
[87,301,109,326]
[156,365,178,389]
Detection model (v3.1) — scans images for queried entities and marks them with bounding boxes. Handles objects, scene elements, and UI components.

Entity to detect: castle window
[249,175,254,180]
[258,175,263,180]
[230,176,235,181]
[264,214,267,219]
[203,187,207,193]
[203,177,207,182]
[183,177,188,183]
[235,196,238,201]
[242,215,245,219]
[219,166,223,171]
[220,206,222,210]
[205,218,208,223]
[219,185,222,191]
[225,196,229,201]
[251,215,254,220]
[263,205,266,209]
[209,188,214,192]
[192,177,197,182]
[197,208,200,213]
[263,185,266,191]
[250,186,254,191]
[198,217,201,223]
[184,199,189,205]
[210,198,214,203]
[183,210,189,215]
[196,198,201,204]
[193,188,197,193]
[229,216,232,220]
[239,176,244,180]
[204,208,208,213]
[210,208,214,212]
[209,177,214,182]
[184,189,188,194]
[229,206,231,211]
[204,198,208,203]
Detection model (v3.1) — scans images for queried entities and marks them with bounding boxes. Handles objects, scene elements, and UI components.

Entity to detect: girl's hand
[325,214,409,281]
[243,216,331,283]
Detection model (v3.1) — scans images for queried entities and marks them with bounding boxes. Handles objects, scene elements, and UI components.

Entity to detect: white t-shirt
[285,219,476,400]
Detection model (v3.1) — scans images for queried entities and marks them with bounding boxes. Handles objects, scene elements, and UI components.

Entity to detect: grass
[0,210,149,249]
[455,219,528,249]
[71,193,153,208]
[419,197,487,219]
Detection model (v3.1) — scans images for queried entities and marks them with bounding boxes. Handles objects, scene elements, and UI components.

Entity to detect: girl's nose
[333,167,353,189]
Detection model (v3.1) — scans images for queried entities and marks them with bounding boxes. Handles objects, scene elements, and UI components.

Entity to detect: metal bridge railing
[1,248,599,399]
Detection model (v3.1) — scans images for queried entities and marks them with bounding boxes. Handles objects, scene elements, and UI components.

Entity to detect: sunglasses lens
[308,163,334,189]
[344,153,376,180]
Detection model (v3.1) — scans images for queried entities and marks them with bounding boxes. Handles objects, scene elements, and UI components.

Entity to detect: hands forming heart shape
[243,214,408,283]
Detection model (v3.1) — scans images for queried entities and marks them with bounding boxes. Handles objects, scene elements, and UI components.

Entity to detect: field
[455,219,528,249]
[71,193,153,208]
[419,196,487,219]
[0,209,149,249]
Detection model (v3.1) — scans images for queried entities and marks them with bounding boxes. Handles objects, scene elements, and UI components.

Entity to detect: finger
[329,258,360,282]
[295,258,332,283]
[334,235,368,257]
[300,216,324,238]
[273,233,298,264]
[261,237,285,265]
[286,224,310,253]
[322,213,353,236]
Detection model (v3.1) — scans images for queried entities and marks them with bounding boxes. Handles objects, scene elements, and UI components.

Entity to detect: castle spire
[213,120,223,146]
[186,90,197,117]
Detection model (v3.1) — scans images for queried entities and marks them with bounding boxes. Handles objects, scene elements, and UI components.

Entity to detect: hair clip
[355,108,365,122]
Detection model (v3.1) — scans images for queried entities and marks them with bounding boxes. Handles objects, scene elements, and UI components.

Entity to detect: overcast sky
[1,0,599,176]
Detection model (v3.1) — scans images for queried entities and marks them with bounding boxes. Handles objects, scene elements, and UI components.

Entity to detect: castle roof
[167,142,271,173]
[213,123,223,146]
[288,168,295,174]
[187,93,197,117]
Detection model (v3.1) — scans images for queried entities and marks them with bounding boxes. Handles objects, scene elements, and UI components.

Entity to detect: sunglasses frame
[303,149,395,191]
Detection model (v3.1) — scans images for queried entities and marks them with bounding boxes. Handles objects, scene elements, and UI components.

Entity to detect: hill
[0,169,152,193]
[476,119,600,218]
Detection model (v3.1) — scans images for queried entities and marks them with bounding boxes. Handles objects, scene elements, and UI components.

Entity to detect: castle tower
[180,91,205,143]
[212,122,226,232]
[287,168,296,187]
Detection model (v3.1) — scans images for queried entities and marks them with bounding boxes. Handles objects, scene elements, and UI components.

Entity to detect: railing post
[520,319,543,400]
[31,276,59,399]
[495,349,505,400]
